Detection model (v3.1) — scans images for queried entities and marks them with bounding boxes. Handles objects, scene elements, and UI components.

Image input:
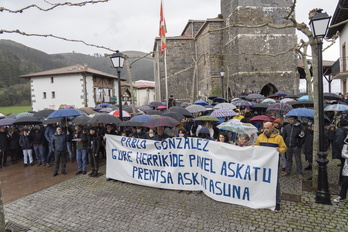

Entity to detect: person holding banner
[255,121,287,212]
[153,126,170,141]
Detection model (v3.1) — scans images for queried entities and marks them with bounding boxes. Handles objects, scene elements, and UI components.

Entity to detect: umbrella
[78,107,96,115]
[148,101,165,108]
[34,109,55,119]
[0,118,15,126]
[249,115,275,122]
[157,106,167,110]
[288,100,314,108]
[195,115,220,122]
[138,105,152,111]
[13,116,42,125]
[99,108,113,113]
[71,114,91,124]
[297,95,309,101]
[144,109,162,115]
[130,115,154,123]
[268,94,281,99]
[261,98,276,104]
[217,119,258,135]
[274,91,287,97]
[213,103,236,110]
[250,103,270,111]
[100,103,110,107]
[109,110,132,118]
[280,98,294,103]
[15,112,34,119]
[323,92,340,101]
[267,103,293,115]
[162,112,185,121]
[208,95,219,100]
[194,99,209,106]
[88,114,122,125]
[180,102,190,107]
[296,92,308,98]
[47,109,83,118]
[212,97,228,103]
[204,104,214,110]
[231,99,252,107]
[42,118,61,124]
[245,93,265,100]
[169,107,193,118]
[122,106,134,113]
[210,108,238,117]
[285,108,314,118]
[106,105,118,109]
[186,105,207,113]
[286,94,298,99]
[142,116,180,128]
[120,120,144,127]
[324,104,348,112]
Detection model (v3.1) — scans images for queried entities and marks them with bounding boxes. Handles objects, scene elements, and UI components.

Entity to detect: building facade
[154,0,299,102]
[20,65,125,111]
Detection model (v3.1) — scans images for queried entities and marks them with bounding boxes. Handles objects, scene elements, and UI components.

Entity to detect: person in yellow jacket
[233,108,244,120]
[255,121,287,212]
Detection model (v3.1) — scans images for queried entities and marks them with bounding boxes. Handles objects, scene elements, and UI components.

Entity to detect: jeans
[285,146,302,174]
[23,149,33,164]
[47,141,54,164]
[66,142,72,161]
[33,145,45,164]
[280,153,286,169]
[76,149,87,171]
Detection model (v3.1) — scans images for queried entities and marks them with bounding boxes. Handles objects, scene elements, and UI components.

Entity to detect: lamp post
[110,50,125,121]
[309,9,332,205]
[220,68,225,98]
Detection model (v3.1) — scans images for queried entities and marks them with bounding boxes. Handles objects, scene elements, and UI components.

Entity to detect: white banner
[105,134,279,209]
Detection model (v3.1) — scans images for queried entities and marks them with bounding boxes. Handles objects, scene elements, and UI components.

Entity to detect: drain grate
[5,221,30,232]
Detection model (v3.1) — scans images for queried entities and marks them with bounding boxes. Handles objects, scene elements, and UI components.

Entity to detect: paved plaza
[3,156,348,232]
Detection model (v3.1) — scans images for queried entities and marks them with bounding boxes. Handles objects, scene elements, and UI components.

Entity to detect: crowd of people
[1,95,348,211]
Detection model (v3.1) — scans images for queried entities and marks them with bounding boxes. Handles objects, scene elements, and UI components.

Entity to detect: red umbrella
[109,110,132,118]
[249,115,275,122]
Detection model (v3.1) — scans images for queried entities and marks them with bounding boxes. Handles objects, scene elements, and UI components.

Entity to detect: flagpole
[164,49,168,108]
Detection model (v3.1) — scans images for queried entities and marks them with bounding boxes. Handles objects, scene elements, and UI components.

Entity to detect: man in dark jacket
[0,126,9,167]
[87,127,102,177]
[74,125,88,175]
[52,127,69,176]
[31,125,46,166]
[282,116,305,179]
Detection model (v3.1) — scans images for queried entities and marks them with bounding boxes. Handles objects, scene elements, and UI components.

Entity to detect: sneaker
[333,197,345,203]
[274,204,281,212]
[30,163,34,166]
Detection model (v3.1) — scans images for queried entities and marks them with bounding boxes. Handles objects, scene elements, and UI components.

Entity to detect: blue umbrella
[47,109,84,118]
[297,95,309,101]
[274,91,287,97]
[324,104,348,112]
[194,99,209,106]
[130,115,154,123]
[285,108,314,118]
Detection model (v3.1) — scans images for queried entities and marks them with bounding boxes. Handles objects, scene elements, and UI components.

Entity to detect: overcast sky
[0,0,340,61]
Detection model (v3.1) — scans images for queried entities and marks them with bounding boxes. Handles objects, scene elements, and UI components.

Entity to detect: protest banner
[105,134,279,209]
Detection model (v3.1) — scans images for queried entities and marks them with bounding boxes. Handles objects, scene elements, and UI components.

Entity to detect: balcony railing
[332,57,348,77]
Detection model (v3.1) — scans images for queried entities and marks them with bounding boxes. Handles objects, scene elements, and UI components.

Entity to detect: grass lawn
[0,105,32,115]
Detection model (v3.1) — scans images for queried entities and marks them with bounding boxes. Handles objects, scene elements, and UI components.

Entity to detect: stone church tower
[153,0,299,102]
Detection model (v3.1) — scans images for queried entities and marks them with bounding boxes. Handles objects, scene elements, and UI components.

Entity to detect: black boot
[88,170,95,176]
[92,170,98,177]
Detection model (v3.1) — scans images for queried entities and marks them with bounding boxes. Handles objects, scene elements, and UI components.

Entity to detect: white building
[132,80,155,106]
[20,64,125,111]
[328,0,348,93]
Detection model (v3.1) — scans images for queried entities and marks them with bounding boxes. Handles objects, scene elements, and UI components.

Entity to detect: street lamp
[110,50,125,121]
[220,68,225,98]
[309,9,331,205]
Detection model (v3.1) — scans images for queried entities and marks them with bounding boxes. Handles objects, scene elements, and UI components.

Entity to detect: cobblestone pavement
[4,154,348,232]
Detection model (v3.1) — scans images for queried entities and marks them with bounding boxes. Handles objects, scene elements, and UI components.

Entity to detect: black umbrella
[13,116,42,125]
[169,106,193,117]
[250,103,270,111]
[120,120,144,127]
[144,109,162,115]
[288,100,314,108]
[0,118,15,126]
[208,95,219,100]
[148,101,165,108]
[71,114,91,124]
[142,116,180,128]
[162,112,185,121]
[245,93,265,100]
[213,97,228,103]
[323,92,340,101]
[34,109,55,119]
[285,94,298,99]
[88,114,122,125]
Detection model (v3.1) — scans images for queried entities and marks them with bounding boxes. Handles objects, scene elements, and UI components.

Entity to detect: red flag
[159,1,167,55]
